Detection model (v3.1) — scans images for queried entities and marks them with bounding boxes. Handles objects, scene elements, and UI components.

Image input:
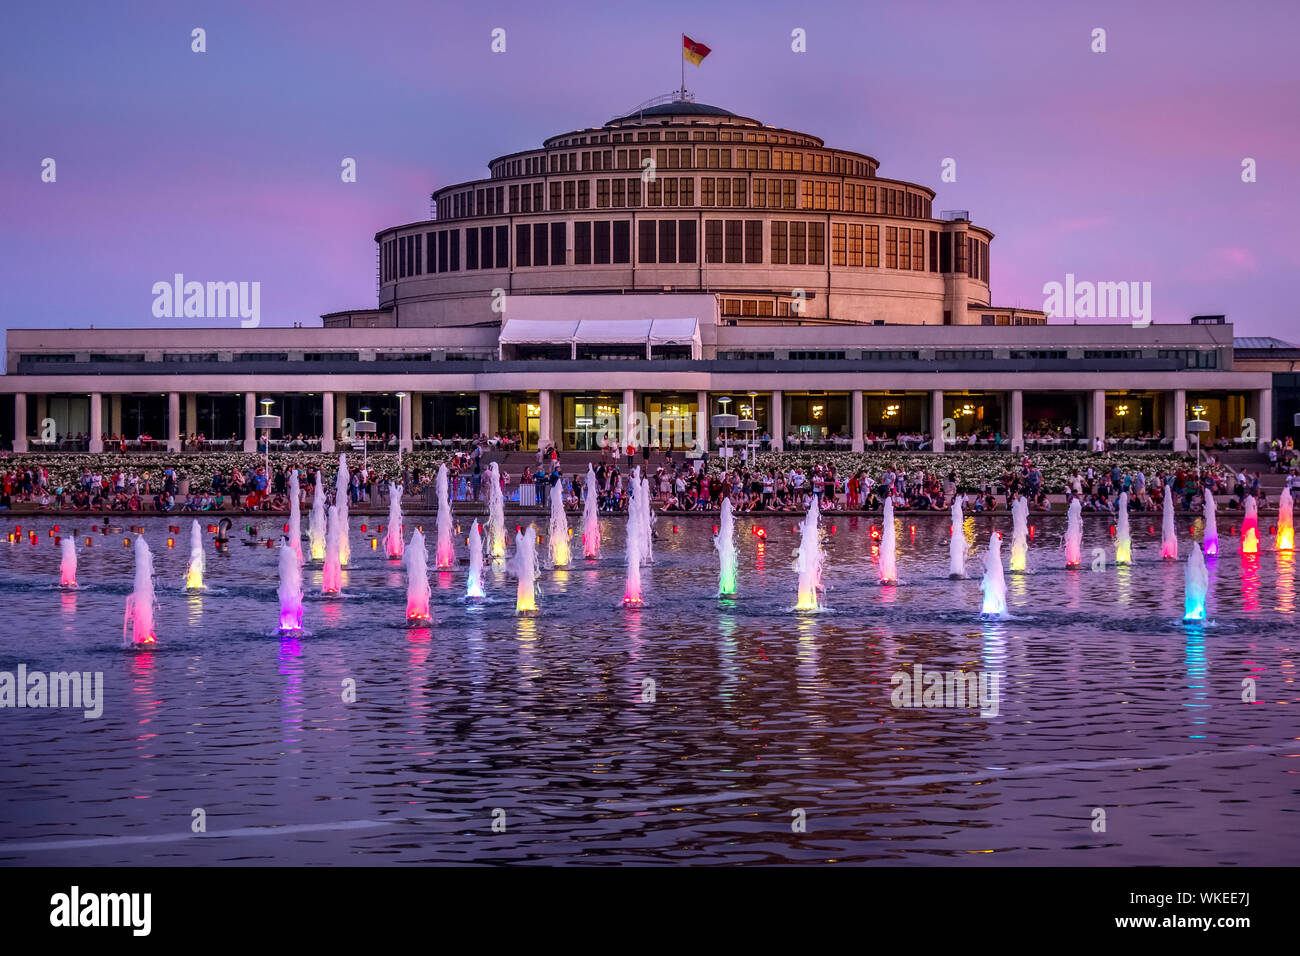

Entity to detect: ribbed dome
[608,101,737,123]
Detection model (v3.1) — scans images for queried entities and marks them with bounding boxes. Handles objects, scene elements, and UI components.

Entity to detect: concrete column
[12,393,27,452]
[167,392,181,451]
[335,393,348,439]
[851,389,864,452]
[35,395,47,435]
[321,392,335,453]
[1171,389,1187,452]
[243,391,256,453]
[930,389,945,453]
[770,390,783,452]
[1088,389,1106,449]
[110,394,122,438]
[399,393,412,453]
[538,389,552,450]
[90,393,104,452]
[479,390,491,439]
[1256,388,1273,451]
[623,388,636,446]
[695,391,708,451]
[411,392,423,439]
[1009,389,1024,453]
[185,393,197,439]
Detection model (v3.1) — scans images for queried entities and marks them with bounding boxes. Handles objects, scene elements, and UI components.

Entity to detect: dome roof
[608,101,738,123]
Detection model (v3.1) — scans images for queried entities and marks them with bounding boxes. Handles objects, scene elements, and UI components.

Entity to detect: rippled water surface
[0,512,1295,865]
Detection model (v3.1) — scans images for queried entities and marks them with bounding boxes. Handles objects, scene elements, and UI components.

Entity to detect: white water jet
[59,537,77,588]
[335,455,351,566]
[1161,488,1179,559]
[1241,494,1260,554]
[624,490,645,605]
[322,504,343,593]
[980,532,1008,618]
[879,497,898,584]
[1183,543,1209,621]
[1203,489,1218,558]
[309,470,327,561]
[384,483,405,558]
[582,463,600,559]
[511,525,539,613]
[716,498,738,595]
[466,520,487,599]
[1009,495,1029,573]
[949,496,968,578]
[637,473,655,565]
[548,481,571,567]
[1278,486,1294,551]
[404,529,432,621]
[1065,498,1083,567]
[185,519,204,589]
[287,469,303,562]
[1115,491,1132,565]
[435,464,455,568]
[277,537,304,631]
[794,494,824,611]
[486,461,506,559]
[122,535,157,647]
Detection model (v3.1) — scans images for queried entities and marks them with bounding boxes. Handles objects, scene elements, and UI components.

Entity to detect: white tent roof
[497,319,579,345]
[499,316,700,354]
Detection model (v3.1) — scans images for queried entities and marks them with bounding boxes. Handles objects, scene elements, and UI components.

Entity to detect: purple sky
[2,0,1297,345]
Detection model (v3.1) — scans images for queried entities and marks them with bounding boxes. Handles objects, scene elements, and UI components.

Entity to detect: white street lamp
[254,398,280,484]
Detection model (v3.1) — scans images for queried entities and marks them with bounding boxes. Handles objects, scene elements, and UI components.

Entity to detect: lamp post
[356,405,376,475]
[712,397,738,472]
[395,392,406,469]
[1188,416,1210,484]
[253,398,280,485]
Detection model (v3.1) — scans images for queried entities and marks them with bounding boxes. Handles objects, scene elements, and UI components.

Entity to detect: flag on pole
[683,35,711,66]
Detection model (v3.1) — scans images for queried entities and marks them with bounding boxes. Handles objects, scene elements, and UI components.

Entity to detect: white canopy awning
[499,315,700,357]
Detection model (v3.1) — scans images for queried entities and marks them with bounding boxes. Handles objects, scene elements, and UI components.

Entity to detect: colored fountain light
[1114,492,1132,565]
[548,481,571,568]
[511,525,539,613]
[1183,543,1209,621]
[715,498,738,595]
[487,462,507,559]
[1160,489,1179,559]
[309,469,327,561]
[948,496,968,578]
[980,531,1008,618]
[1203,490,1219,557]
[122,535,157,647]
[404,529,432,621]
[335,455,351,566]
[1009,494,1029,573]
[794,494,824,611]
[466,520,487,599]
[582,463,600,559]
[1278,487,1294,551]
[435,464,456,568]
[385,482,405,559]
[287,470,303,562]
[277,537,304,632]
[185,519,205,589]
[1240,495,1260,555]
[1065,498,1083,567]
[322,505,343,594]
[59,537,77,588]
[878,497,898,584]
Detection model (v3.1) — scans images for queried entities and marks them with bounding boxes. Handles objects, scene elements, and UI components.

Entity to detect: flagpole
[680,33,684,100]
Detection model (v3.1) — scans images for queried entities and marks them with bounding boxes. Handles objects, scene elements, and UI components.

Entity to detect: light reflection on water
[0,513,1295,865]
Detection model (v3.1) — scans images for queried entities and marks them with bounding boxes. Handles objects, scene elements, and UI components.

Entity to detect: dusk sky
[2,0,1297,346]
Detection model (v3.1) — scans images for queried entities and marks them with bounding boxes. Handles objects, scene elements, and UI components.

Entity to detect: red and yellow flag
[683,34,711,66]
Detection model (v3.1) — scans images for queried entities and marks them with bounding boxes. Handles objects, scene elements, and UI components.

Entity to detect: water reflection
[1183,623,1209,739]
[278,633,304,746]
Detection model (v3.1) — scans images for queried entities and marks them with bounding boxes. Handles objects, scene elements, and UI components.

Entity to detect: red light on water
[206,525,217,533]
[1148,525,1155,534]
[909,526,916,535]
[871,526,880,539]
[1229,526,1237,535]
[1269,525,1277,535]
[360,524,367,533]
[1109,525,1116,536]
[283,524,289,533]
[167,538,175,548]
[756,527,767,538]
[672,525,679,533]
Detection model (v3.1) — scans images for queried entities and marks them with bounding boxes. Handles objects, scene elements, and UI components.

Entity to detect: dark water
[0,511,1295,865]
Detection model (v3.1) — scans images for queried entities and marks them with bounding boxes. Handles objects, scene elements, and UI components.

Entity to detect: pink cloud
[1180,247,1258,282]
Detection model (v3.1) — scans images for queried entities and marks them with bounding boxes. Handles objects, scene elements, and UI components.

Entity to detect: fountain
[639,476,655,565]
[980,531,1008,618]
[716,498,738,595]
[384,483,405,559]
[466,520,487,599]
[122,535,157,647]
[287,469,303,562]
[309,470,327,561]
[879,497,898,584]
[59,537,77,588]
[486,462,506,559]
[1203,489,1218,557]
[1114,491,1132,565]
[548,481,571,567]
[511,525,539,613]
[1278,487,1294,551]
[1183,543,1209,621]
[1160,488,1179,559]
[322,504,343,594]
[948,496,968,578]
[1008,495,1029,573]
[623,492,645,605]
[794,494,824,611]
[1065,498,1083,567]
[185,519,205,589]
[335,455,351,566]
[277,537,304,632]
[582,463,600,559]
[404,529,431,621]
[1240,494,1259,554]
[435,464,455,568]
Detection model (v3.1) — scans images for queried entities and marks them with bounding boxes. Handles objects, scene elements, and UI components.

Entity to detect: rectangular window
[771,221,788,264]
[466,228,479,269]
[724,220,742,263]
[955,231,967,274]
[783,180,796,209]
[928,230,939,273]
[550,222,566,265]
[638,219,656,263]
[574,221,592,264]
[578,180,589,209]
[701,178,715,206]
[533,223,548,265]
[594,220,611,264]
[912,229,924,271]
[679,219,697,263]
[790,221,807,265]
[426,232,435,273]
[495,225,508,269]
[664,178,677,206]
[898,227,910,269]
[597,179,609,208]
[885,226,898,269]
[705,220,723,263]
[658,220,677,264]
[744,220,762,263]
[753,179,766,208]
[612,220,631,263]
[939,232,952,272]
[832,223,846,266]
[627,178,641,206]
[449,229,459,270]
[516,224,531,266]
[733,177,746,207]
[437,231,449,272]
[808,222,825,265]
[679,178,693,205]
[849,223,863,267]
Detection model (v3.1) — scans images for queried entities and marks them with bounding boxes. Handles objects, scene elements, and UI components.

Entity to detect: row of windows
[385,222,980,278]
[442,177,931,219]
